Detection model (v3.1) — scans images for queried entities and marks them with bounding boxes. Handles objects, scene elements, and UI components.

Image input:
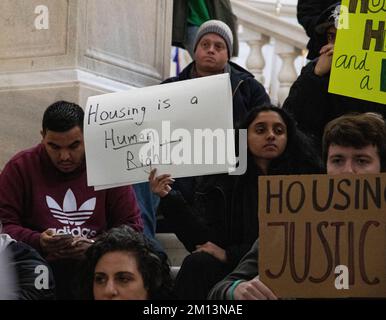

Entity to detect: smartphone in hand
[52,233,74,246]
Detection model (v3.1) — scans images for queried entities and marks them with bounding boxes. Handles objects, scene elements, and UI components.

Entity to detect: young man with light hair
[323,112,386,174]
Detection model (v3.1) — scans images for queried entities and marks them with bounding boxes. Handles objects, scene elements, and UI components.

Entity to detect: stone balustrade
[231,0,308,106]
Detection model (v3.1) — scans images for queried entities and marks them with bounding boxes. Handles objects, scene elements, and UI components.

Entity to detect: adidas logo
[46,189,96,226]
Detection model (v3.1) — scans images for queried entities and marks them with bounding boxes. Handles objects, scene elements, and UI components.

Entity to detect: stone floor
[156,233,189,267]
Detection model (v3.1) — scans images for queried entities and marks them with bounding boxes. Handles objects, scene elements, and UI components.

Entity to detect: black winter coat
[7,241,55,300]
[159,172,248,268]
[283,60,386,153]
[158,174,233,253]
[159,153,322,269]
[162,61,270,129]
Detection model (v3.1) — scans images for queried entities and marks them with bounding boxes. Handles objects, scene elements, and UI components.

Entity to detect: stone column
[274,40,300,106]
[238,25,269,85]
[0,0,173,168]
[246,34,269,84]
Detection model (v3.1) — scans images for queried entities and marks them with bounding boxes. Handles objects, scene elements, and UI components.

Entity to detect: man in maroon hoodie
[0,101,143,298]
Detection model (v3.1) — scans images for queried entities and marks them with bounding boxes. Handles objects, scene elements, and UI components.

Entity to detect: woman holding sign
[150,105,322,299]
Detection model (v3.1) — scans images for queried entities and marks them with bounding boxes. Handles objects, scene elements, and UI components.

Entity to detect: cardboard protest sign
[84,74,235,189]
[259,174,386,298]
[329,0,386,104]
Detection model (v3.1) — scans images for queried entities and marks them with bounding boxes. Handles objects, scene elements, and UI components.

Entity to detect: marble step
[156,233,189,267]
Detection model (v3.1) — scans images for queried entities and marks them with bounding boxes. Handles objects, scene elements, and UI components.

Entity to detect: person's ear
[40,130,46,142]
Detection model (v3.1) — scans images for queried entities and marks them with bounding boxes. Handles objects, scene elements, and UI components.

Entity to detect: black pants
[49,259,83,300]
[174,252,233,300]
[160,198,226,252]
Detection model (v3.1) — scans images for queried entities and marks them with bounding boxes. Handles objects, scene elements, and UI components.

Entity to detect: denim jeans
[132,182,164,254]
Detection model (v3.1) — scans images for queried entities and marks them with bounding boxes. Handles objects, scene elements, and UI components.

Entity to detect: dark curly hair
[42,100,84,134]
[79,225,174,300]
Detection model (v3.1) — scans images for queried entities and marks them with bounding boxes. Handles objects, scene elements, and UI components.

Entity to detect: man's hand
[194,241,227,262]
[314,43,334,76]
[40,229,73,256]
[52,236,94,260]
[233,276,277,300]
[149,168,175,198]
[40,230,93,260]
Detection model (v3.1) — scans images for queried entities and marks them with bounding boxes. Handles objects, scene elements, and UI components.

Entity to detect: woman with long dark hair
[151,104,322,299]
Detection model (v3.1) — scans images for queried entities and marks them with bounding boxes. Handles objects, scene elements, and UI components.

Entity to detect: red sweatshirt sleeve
[0,160,42,251]
[105,185,143,232]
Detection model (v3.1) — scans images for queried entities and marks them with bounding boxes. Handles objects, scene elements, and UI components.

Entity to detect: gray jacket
[208,239,259,300]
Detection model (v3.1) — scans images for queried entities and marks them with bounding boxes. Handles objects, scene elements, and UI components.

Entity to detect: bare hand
[48,236,94,260]
[56,236,93,259]
[40,229,73,256]
[149,168,175,198]
[314,43,334,76]
[194,241,227,262]
[233,276,277,300]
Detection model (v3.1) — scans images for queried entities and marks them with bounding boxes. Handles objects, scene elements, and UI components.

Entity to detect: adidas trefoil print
[46,189,96,226]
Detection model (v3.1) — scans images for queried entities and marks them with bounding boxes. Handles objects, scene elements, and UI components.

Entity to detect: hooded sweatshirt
[0,144,143,253]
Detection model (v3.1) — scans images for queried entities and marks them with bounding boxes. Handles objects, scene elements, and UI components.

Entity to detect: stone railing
[231,0,308,105]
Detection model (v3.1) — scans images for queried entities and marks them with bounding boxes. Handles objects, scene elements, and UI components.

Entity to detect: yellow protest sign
[259,174,386,298]
[329,0,386,104]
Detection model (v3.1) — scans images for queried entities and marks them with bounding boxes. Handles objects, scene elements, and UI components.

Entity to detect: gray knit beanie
[193,20,233,59]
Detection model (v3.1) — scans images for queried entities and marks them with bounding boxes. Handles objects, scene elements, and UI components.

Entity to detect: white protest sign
[84,73,235,189]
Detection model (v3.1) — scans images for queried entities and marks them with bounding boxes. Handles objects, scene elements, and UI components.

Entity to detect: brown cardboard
[258,173,386,298]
